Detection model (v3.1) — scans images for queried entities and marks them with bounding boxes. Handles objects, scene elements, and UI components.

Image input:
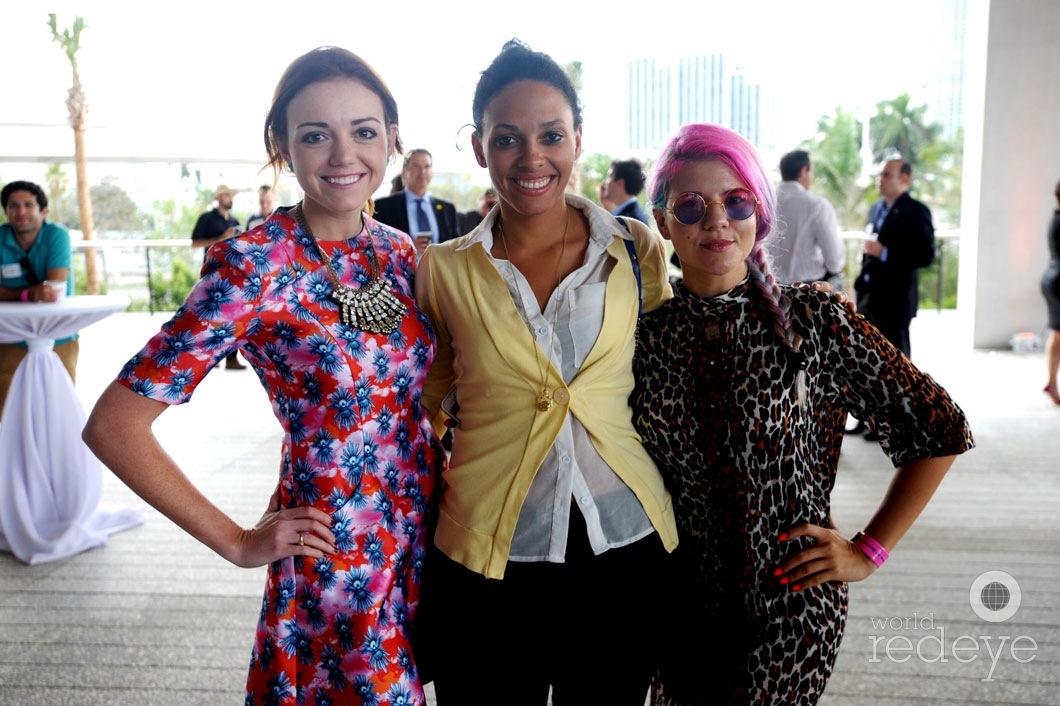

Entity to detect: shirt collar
[456,193,632,253]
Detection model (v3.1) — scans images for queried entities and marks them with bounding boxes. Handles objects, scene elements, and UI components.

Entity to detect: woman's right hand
[232,485,337,567]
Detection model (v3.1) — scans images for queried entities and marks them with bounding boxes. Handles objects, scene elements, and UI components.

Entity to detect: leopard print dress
[632,278,974,706]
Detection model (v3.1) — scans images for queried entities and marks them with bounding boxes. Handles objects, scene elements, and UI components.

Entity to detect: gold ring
[298,534,305,547]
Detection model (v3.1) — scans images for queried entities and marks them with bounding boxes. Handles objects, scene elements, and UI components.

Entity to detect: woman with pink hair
[631,123,975,705]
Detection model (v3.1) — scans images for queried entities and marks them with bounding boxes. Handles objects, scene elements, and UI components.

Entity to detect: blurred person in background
[1041,177,1060,405]
[600,158,650,225]
[0,180,76,418]
[244,184,276,231]
[767,149,845,288]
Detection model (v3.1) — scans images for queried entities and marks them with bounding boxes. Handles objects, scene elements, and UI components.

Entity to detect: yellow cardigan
[416,197,679,579]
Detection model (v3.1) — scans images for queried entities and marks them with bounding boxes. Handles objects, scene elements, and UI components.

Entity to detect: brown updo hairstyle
[263,46,403,178]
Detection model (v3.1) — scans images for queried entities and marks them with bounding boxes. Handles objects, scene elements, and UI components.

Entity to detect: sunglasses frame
[666,189,760,225]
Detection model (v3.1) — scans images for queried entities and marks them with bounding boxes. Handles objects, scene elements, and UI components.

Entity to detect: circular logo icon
[969,570,1021,622]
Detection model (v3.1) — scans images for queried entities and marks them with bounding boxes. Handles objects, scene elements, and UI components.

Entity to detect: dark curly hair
[1,181,48,210]
[471,39,582,135]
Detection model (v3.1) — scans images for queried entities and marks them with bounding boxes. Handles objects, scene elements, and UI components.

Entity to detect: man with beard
[0,180,77,416]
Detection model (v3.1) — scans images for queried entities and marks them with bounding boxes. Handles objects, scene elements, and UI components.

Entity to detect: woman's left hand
[773,523,877,591]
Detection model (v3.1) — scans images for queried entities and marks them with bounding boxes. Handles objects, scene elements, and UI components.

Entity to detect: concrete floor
[0,310,1057,705]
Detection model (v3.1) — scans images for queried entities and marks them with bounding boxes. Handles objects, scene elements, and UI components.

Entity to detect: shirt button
[537,326,548,335]
[553,389,570,404]
[579,496,590,506]
[561,455,571,464]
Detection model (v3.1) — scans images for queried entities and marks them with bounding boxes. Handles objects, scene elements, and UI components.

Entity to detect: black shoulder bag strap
[617,217,643,319]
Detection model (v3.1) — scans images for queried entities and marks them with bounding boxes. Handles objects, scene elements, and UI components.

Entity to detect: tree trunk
[73,125,100,294]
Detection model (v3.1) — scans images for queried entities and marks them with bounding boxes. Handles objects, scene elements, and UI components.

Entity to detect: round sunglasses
[666,188,759,225]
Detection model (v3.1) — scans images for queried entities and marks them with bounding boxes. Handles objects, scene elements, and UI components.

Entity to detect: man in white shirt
[767,150,845,286]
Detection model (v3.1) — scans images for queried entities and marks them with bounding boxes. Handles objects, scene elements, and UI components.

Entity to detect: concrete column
[962,0,1060,348]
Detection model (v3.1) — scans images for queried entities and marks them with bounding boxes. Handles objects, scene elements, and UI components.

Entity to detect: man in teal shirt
[0,180,77,417]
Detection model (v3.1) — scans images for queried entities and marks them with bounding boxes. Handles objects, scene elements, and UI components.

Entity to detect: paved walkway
[0,310,1057,705]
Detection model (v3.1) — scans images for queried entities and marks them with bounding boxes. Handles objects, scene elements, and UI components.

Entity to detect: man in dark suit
[599,159,650,225]
[372,149,461,258]
[849,158,936,439]
[854,158,936,358]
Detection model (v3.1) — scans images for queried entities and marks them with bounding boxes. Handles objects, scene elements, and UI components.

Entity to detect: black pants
[426,511,669,706]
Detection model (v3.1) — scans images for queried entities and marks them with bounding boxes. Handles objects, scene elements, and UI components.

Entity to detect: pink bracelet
[852,531,889,567]
[19,288,30,302]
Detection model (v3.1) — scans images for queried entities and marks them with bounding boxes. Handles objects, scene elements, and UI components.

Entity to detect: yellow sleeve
[414,247,456,434]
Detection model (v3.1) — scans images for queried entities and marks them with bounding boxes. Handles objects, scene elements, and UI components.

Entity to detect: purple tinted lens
[724,190,756,220]
[672,194,705,225]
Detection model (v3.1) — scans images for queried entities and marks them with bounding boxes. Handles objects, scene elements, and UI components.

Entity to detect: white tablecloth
[0,294,143,564]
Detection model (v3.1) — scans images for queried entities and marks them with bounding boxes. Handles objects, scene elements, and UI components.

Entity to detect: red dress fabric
[117,210,442,705]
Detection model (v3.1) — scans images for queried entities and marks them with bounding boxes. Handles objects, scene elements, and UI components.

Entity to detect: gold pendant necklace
[497,207,570,413]
[291,203,408,335]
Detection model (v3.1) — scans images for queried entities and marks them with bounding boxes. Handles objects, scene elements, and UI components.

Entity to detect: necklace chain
[291,203,408,335]
[497,207,570,412]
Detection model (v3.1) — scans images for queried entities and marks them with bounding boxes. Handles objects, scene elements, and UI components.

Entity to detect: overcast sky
[2,0,967,205]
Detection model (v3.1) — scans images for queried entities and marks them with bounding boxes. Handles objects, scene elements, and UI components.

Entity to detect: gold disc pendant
[536,389,554,412]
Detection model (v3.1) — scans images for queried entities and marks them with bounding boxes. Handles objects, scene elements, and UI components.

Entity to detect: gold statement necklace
[292,203,407,334]
[497,207,570,412]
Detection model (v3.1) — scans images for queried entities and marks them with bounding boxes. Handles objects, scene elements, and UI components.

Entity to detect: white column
[963,0,1060,348]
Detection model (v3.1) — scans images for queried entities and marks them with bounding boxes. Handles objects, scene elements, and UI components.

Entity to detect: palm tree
[870,94,960,226]
[801,108,871,230]
[869,93,943,174]
[47,13,99,294]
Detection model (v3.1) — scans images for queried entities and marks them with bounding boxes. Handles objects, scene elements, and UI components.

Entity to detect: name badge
[1,263,22,279]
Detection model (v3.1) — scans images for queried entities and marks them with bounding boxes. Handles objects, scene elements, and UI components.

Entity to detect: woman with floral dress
[83,47,443,706]
[631,123,975,705]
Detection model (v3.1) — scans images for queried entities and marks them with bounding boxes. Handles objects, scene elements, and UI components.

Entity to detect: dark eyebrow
[492,119,567,132]
[294,116,384,130]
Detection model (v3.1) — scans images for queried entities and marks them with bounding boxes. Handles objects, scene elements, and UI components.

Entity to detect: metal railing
[73,231,962,314]
[72,238,201,315]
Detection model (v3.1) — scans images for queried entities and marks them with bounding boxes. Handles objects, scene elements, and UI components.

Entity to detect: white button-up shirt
[768,180,845,284]
[476,201,655,562]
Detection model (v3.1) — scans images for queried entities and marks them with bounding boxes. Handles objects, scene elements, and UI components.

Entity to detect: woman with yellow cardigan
[414,40,676,705]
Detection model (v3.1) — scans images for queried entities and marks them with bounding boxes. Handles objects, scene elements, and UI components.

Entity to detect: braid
[747,248,799,354]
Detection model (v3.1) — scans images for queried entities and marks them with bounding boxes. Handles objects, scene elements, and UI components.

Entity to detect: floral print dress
[117,210,443,706]
[632,279,974,706]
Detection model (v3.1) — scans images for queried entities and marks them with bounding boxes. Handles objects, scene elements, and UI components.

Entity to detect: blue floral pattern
[118,210,442,705]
